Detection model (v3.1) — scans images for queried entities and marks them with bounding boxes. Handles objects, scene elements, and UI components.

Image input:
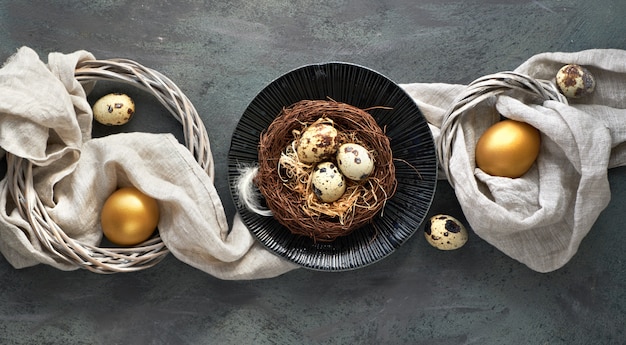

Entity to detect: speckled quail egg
[297,119,339,163]
[336,143,374,181]
[311,161,346,203]
[93,93,135,126]
[556,64,596,98]
[424,214,468,250]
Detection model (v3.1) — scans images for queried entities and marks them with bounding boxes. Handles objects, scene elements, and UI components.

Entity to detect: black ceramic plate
[228,62,437,271]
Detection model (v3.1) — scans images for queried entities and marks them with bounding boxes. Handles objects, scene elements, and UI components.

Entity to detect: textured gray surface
[1,1,625,344]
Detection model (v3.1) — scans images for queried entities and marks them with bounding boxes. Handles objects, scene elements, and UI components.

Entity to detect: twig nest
[555,64,596,98]
[255,99,396,242]
[424,214,468,250]
[93,93,135,125]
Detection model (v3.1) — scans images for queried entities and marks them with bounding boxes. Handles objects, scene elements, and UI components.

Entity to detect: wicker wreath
[254,99,396,242]
[5,58,212,273]
[437,71,568,186]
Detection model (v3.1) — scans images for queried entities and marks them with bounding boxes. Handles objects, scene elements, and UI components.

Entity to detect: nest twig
[255,99,396,242]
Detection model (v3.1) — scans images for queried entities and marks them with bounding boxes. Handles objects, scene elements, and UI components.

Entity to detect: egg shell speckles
[424,214,468,250]
[93,93,135,126]
[311,161,346,203]
[336,143,374,181]
[297,120,339,163]
[555,64,596,98]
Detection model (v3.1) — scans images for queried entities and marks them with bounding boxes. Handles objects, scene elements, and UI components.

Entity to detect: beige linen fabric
[1,46,623,277]
[0,47,298,279]
[401,49,626,272]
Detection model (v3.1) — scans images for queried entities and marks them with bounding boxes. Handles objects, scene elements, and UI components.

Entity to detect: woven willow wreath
[437,71,568,186]
[5,58,212,273]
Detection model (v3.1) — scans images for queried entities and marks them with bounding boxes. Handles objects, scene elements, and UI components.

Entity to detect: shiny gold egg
[101,187,160,246]
[475,119,541,178]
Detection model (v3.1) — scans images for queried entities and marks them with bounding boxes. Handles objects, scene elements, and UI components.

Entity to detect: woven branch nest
[255,99,396,242]
[437,71,568,186]
[5,58,212,273]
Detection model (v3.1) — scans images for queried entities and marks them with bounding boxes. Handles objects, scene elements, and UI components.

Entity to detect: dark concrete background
[1,1,625,344]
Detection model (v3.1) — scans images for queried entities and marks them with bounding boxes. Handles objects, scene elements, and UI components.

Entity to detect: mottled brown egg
[424,214,468,250]
[555,64,596,98]
[93,93,135,126]
[296,118,339,163]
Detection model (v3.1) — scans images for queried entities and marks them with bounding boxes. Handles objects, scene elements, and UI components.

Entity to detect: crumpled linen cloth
[1,47,624,278]
[401,49,626,272]
[0,47,298,279]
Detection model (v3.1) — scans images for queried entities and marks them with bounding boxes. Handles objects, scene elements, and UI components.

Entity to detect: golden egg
[101,187,160,246]
[475,119,541,178]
